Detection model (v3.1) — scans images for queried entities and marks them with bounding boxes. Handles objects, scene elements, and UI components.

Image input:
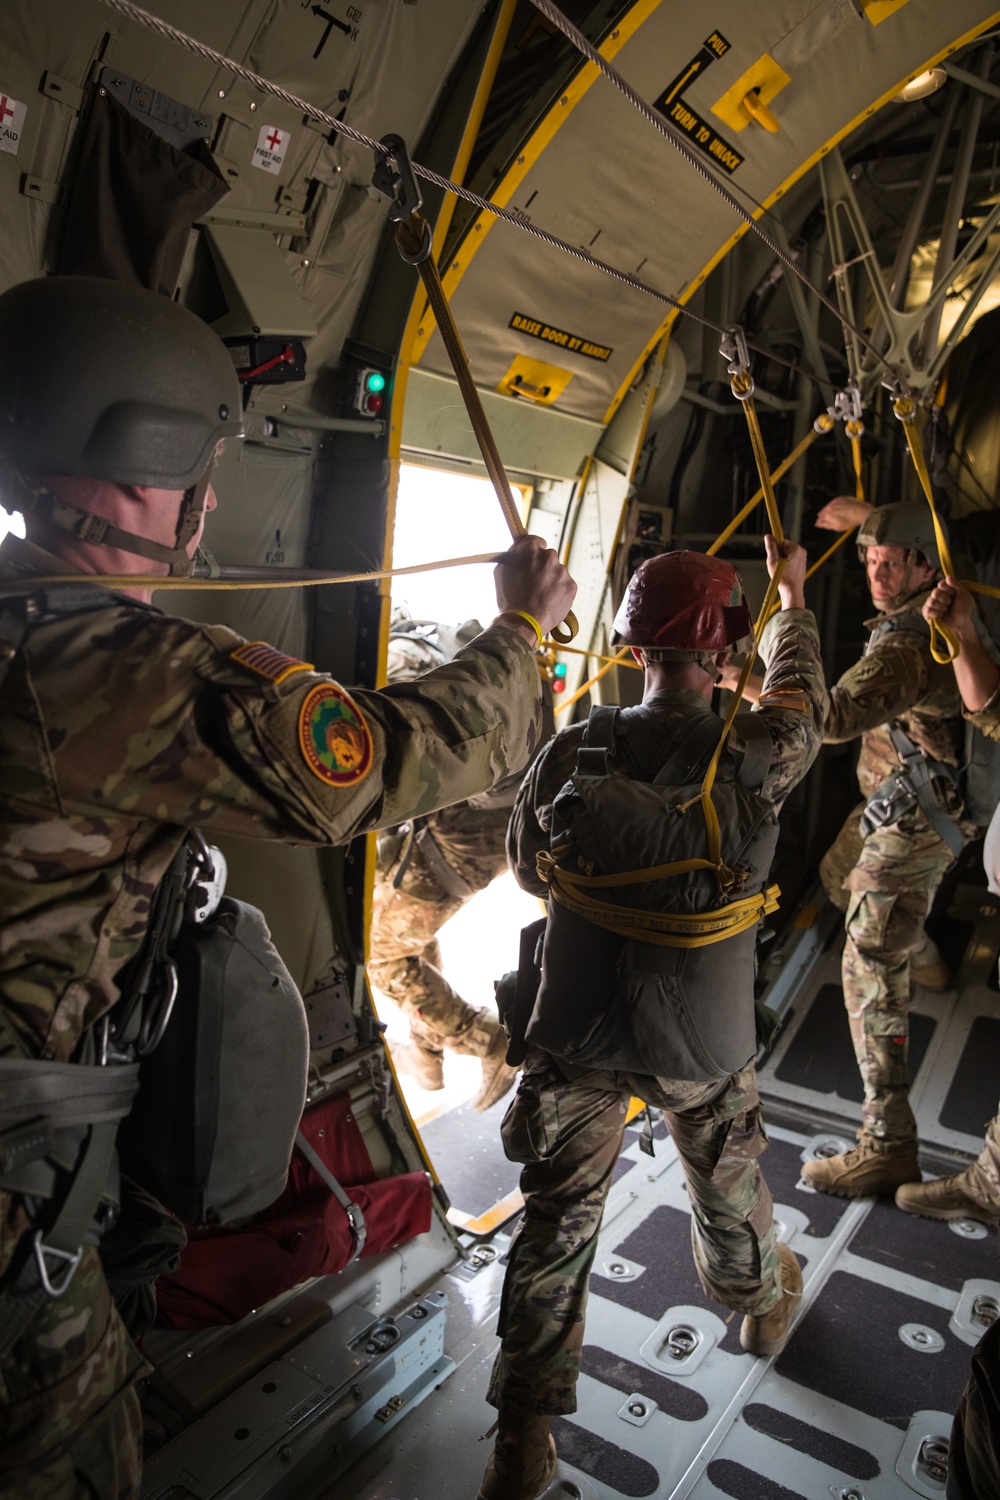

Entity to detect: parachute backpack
[528,552,781,1081]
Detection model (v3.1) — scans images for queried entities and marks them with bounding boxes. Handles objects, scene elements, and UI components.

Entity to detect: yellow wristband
[500,609,544,648]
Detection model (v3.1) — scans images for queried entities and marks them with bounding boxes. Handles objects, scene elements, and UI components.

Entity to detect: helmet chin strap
[7,464,214,578]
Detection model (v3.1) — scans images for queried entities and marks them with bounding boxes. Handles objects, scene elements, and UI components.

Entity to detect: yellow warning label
[509,313,613,362]
[653,30,744,174]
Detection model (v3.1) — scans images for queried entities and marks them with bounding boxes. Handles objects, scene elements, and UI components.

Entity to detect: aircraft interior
[6,0,1000,1496]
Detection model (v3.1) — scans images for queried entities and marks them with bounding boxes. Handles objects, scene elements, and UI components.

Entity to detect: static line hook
[721,325,754,400]
[372,132,424,225]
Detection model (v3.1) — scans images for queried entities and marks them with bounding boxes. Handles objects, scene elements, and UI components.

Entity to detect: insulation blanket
[155,1090,432,1328]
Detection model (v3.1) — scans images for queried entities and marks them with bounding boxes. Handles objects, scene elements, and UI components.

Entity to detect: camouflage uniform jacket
[968,683,1000,743]
[509,607,827,895]
[0,536,544,1071]
[824,587,964,800]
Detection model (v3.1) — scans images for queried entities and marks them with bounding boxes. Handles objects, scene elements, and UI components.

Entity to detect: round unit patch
[298,683,373,787]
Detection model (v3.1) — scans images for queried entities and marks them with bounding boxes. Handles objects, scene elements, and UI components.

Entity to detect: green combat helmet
[856,501,943,571]
[0,276,243,574]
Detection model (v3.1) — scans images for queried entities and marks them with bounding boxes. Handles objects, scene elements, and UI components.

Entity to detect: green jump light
[366,370,386,394]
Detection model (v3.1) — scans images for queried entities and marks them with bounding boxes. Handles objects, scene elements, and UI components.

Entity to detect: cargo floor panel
[334,1114,980,1500]
[419,1096,521,1219]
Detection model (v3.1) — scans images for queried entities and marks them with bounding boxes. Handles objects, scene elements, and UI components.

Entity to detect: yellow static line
[626,1096,648,1124]
[601,9,1000,425]
[411,0,666,366]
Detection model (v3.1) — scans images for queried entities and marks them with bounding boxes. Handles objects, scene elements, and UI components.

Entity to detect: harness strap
[0,603,28,690]
[0,1059,140,1134]
[734,714,773,792]
[537,852,780,948]
[0,1118,124,1359]
[887,723,966,858]
[294,1130,367,1266]
[413,824,477,902]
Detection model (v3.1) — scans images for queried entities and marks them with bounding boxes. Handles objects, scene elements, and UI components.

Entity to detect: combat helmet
[0,276,243,574]
[856,501,942,572]
[613,550,754,668]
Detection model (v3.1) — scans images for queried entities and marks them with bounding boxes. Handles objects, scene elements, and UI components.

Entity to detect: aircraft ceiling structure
[414,0,1000,433]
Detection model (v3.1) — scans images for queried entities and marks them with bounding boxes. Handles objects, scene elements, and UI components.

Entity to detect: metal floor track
[332,887,1000,1500]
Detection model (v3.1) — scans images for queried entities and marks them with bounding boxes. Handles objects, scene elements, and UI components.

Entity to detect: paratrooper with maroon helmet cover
[474,537,828,1500]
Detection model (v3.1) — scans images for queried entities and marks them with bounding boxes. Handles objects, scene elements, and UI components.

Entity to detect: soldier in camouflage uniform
[0,277,576,1500]
[369,618,536,1110]
[888,578,1000,1228]
[798,504,976,1199]
[476,539,827,1500]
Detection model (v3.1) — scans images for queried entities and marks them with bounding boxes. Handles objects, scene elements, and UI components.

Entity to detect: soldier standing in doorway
[370,613,553,1111]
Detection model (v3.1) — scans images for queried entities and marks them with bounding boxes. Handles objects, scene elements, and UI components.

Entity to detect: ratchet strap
[294,1130,367,1266]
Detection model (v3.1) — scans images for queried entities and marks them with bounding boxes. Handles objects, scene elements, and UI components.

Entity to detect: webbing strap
[538,852,780,948]
[888,724,966,859]
[295,1130,367,1266]
[394,212,578,646]
[414,825,477,902]
[891,396,1000,664]
[0,1119,120,1359]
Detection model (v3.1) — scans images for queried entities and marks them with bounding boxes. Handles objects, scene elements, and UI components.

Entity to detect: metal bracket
[819,144,1000,397]
[372,133,423,225]
[720,325,754,398]
[33,1230,82,1298]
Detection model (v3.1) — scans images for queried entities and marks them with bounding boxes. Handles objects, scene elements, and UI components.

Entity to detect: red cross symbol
[0,98,15,126]
[267,129,282,151]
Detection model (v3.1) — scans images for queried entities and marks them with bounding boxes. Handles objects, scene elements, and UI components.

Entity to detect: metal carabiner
[33,1230,83,1298]
[372,133,424,225]
[720,326,754,399]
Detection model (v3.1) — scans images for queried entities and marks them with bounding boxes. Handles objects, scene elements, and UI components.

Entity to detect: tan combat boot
[911,936,951,993]
[740,1242,803,1358]
[472,1029,519,1113]
[476,1412,557,1500]
[896,1171,1000,1225]
[801,1132,920,1198]
[389,1039,445,1091]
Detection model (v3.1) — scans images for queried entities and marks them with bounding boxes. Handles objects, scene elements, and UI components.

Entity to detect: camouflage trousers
[948,1317,1000,1499]
[486,1050,781,1417]
[369,880,498,1056]
[964,1107,1000,1210]
[0,1243,147,1500]
[820,804,957,1142]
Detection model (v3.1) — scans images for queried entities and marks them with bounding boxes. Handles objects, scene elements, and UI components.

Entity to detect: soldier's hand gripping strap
[0,1059,140,1358]
[294,1130,367,1265]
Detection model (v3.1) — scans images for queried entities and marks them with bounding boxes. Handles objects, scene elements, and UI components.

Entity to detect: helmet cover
[613,550,754,650]
[856,501,941,572]
[0,276,243,488]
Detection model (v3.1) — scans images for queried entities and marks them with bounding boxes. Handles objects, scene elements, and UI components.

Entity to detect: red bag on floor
[155,1091,432,1328]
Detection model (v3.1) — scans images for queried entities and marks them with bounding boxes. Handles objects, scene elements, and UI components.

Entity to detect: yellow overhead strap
[394,211,579,646]
[892,393,1000,665]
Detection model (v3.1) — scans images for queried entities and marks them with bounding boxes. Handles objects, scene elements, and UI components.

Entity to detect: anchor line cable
[524,0,894,377]
[96,0,873,383]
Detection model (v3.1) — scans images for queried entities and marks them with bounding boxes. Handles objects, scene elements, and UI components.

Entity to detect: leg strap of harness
[888,724,965,859]
[0,1119,121,1358]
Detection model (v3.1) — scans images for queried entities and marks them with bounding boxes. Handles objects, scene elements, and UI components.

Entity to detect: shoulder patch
[230,641,314,684]
[298,682,374,787]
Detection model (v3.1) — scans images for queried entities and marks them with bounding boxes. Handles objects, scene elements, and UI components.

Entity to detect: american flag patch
[230,641,314,684]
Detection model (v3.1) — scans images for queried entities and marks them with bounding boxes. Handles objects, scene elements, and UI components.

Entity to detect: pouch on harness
[528,703,780,1081]
[859,611,968,851]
